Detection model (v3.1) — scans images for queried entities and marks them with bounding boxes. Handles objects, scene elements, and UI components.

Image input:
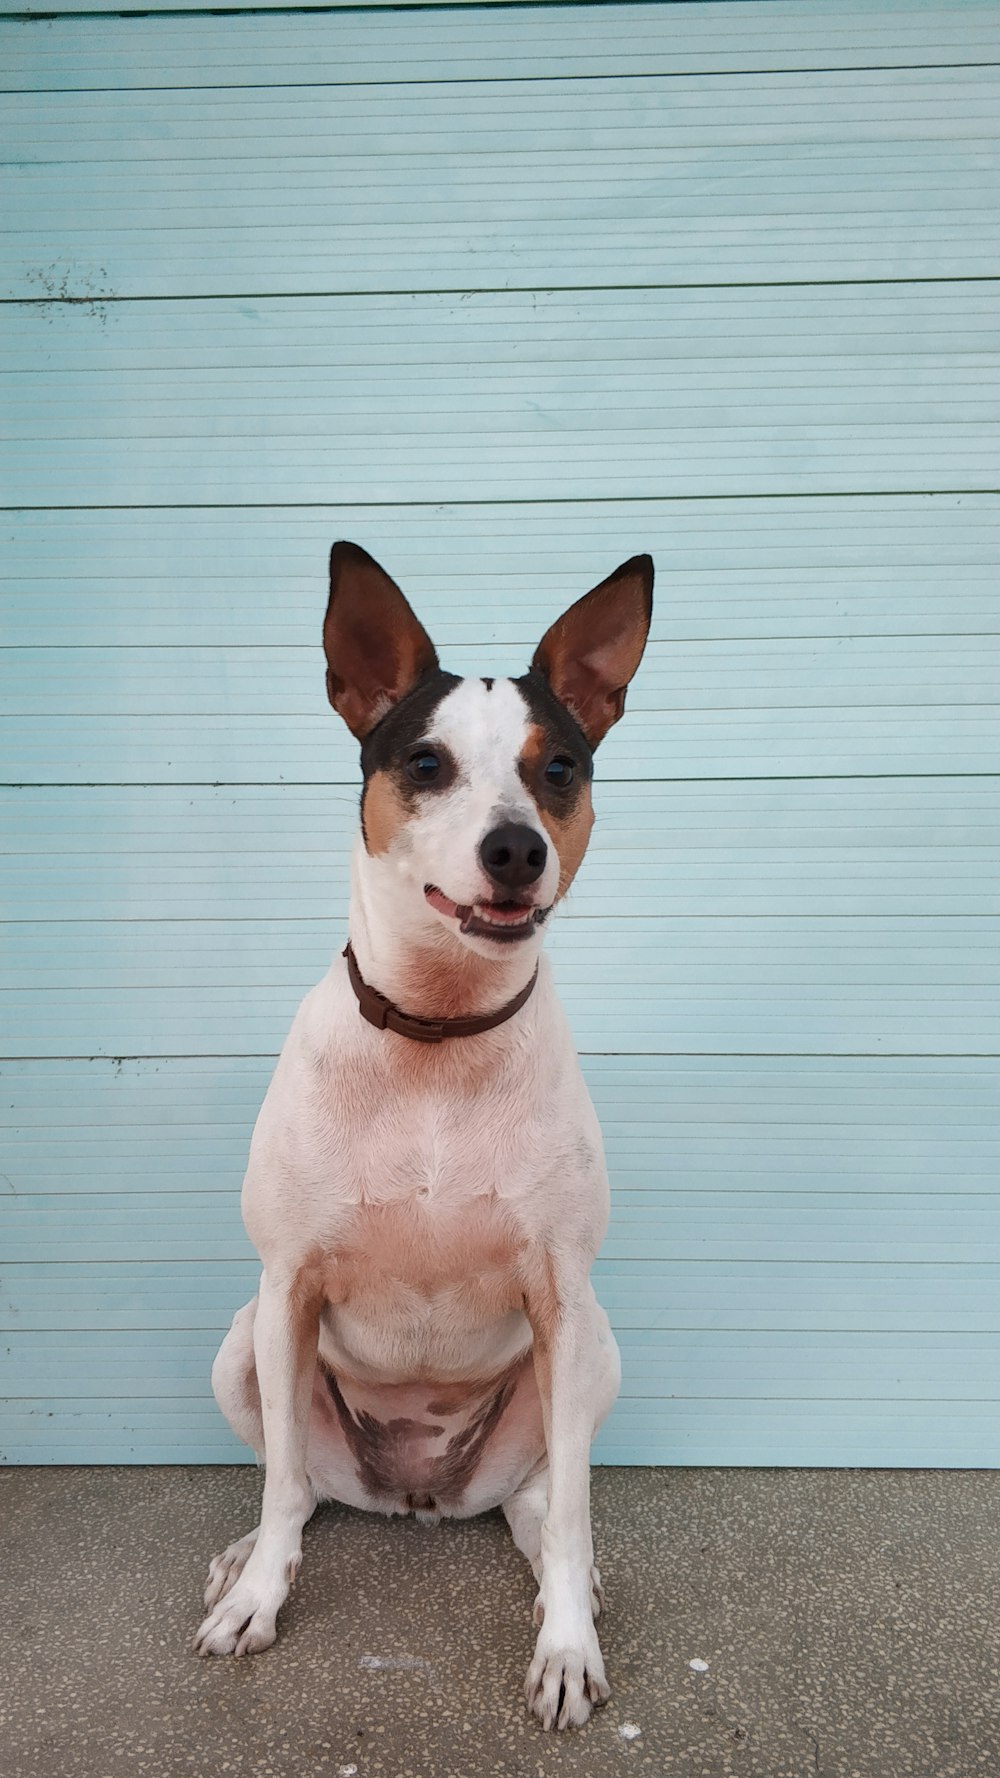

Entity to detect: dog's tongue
[425,885,471,923]
[424,885,532,929]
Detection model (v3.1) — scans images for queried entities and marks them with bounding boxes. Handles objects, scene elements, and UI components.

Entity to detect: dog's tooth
[462,900,537,932]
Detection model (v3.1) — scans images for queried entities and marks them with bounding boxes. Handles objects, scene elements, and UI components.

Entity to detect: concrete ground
[1,1467,998,1778]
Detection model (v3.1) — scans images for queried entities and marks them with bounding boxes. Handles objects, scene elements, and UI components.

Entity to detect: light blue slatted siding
[1,0,998,1466]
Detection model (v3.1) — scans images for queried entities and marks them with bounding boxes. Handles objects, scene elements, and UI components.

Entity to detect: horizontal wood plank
[7,1325,1000,1400]
[3,290,1000,502]
[3,780,998,920]
[3,496,997,647]
[5,1186,998,1263]
[7,2,1000,86]
[6,1395,998,1468]
[3,696,997,783]
[2,916,998,1056]
[3,1054,998,1198]
[4,68,1000,293]
[8,1251,1000,1333]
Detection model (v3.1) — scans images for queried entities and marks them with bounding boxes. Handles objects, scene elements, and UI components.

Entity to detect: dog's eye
[544,757,575,789]
[407,749,441,785]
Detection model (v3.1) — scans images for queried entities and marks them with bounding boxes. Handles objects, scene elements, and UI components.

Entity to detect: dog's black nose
[480,822,548,891]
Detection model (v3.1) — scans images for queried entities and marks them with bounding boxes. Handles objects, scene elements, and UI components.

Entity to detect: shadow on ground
[1,1465,998,1777]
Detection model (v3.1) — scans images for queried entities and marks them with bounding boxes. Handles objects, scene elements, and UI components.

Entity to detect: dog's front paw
[194,1568,289,1658]
[524,1623,610,1730]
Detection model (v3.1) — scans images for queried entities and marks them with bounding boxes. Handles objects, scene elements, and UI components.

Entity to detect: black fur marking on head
[513,670,595,773]
[482,677,494,691]
[357,667,462,848]
[359,668,462,782]
[512,668,594,819]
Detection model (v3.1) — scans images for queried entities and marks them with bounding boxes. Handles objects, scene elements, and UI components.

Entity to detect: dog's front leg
[523,1277,611,1730]
[195,1267,319,1657]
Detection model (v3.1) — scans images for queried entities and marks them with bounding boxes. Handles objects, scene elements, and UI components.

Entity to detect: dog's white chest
[339,1088,516,1208]
[243,968,607,1298]
[279,980,566,1217]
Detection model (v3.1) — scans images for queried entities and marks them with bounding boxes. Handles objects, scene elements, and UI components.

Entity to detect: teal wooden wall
[2,0,999,1466]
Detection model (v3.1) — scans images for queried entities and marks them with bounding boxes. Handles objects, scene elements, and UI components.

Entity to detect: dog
[194,541,654,1729]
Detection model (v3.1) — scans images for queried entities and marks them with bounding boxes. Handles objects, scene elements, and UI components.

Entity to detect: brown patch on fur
[361,769,411,856]
[520,723,595,900]
[324,1351,531,1508]
[425,1374,520,1417]
[425,1396,466,1418]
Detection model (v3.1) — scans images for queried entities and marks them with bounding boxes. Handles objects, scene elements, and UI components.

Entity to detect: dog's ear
[323,542,439,739]
[531,554,654,747]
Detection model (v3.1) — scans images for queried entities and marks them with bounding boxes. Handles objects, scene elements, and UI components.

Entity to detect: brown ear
[323,542,439,739]
[531,554,653,746]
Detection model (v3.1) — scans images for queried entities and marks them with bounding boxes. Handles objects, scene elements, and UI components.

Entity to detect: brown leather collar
[343,942,538,1044]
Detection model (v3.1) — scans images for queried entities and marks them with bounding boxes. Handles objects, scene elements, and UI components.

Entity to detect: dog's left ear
[531,554,654,747]
[324,541,439,739]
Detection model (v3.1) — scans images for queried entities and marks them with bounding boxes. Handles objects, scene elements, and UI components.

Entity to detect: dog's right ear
[323,542,439,739]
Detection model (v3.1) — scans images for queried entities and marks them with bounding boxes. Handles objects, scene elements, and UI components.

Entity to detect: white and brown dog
[195,542,654,1730]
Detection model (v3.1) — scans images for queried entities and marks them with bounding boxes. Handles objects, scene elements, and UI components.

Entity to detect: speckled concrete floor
[1,1466,998,1778]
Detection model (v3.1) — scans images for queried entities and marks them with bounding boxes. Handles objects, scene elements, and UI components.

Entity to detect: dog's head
[323,542,653,959]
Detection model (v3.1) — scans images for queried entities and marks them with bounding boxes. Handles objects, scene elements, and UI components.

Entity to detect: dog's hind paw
[203,1527,260,1611]
[524,1626,610,1730]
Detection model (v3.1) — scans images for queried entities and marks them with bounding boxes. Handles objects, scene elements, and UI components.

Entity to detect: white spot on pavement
[689,1657,710,1672]
[618,1722,642,1740]
[359,1653,441,1687]
[338,1767,358,1776]
[359,1653,435,1671]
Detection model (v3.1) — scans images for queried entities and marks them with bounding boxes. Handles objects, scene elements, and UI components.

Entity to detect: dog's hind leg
[211,1296,265,1457]
[502,1465,547,1583]
[202,1298,273,1611]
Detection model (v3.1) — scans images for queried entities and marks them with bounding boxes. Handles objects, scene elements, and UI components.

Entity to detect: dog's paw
[532,1564,604,1627]
[524,1624,610,1730]
[194,1566,291,1658]
[203,1528,259,1611]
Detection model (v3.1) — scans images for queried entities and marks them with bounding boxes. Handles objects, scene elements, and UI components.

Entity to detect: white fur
[195,674,621,1731]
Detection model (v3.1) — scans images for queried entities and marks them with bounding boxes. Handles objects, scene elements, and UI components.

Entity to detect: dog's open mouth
[425,884,549,944]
